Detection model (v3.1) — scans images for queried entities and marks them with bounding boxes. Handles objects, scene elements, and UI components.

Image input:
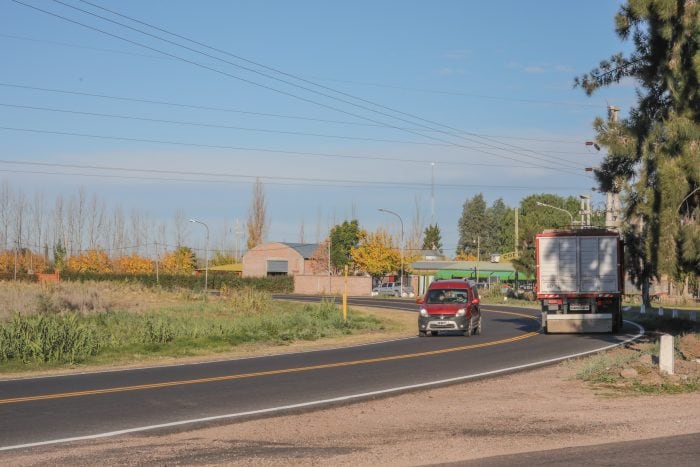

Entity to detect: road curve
[0,298,642,451]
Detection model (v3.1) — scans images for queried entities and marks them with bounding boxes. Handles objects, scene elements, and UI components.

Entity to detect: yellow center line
[0,309,539,406]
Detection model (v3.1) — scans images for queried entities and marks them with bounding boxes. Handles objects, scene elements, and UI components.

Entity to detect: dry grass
[0,281,184,320]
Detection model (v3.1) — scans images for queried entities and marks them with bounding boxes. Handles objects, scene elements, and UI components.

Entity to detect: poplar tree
[576,0,700,303]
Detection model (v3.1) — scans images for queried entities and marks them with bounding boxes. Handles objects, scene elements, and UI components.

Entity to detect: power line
[0,126,590,173]
[72,0,592,155]
[0,82,590,146]
[0,102,452,148]
[0,160,591,191]
[0,102,594,157]
[15,0,587,175]
[0,31,607,110]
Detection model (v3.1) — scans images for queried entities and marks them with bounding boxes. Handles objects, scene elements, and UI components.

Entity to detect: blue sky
[1,0,636,255]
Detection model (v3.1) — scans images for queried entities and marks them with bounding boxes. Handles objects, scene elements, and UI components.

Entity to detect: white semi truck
[536,229,624,333]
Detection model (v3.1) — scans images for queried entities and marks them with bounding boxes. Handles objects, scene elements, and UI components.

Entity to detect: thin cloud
[438,67,466,76]
[443,49,471,60]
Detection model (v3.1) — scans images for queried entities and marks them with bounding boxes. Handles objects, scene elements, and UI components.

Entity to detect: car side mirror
[416,298,424,304]
[471,298,480,305]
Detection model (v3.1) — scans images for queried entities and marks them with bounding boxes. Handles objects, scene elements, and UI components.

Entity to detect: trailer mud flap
[545,313,613,333]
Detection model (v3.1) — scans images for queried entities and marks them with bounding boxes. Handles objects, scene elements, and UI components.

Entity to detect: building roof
[280,242,321,259]
[411,260,517,272]
[208,263,243,272]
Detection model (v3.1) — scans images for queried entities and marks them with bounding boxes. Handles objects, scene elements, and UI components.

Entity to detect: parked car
[371,281,415,297]
[416,279,482,337]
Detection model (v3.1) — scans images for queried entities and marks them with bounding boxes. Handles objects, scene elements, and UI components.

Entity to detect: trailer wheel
[612,312,622,333]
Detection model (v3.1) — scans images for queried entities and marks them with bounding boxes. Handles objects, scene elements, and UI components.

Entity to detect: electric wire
[0,169,582,192]
[1,31,607,110]
[0,126,592,172]
[0,82,590,146]
[16,0,588,174]
[0,102,593,157]
[73,0,598,165]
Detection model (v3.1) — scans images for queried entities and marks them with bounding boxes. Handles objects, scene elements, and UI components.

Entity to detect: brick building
[242,242,323,277]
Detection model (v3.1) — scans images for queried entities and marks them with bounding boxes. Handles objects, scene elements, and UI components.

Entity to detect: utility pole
[430,162,435,225]
[514,208,519,255]
[579,194,592,227]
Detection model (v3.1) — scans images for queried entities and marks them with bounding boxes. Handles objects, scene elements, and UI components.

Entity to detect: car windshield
[426,289,468,304]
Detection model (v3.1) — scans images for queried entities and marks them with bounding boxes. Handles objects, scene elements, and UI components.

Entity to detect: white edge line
[0,320,644,452]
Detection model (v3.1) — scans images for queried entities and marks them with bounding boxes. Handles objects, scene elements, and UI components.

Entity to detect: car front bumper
[418,315,468,331]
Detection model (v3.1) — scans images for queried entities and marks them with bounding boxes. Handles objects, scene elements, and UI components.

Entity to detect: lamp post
[535,201,574,228]
[473,236,480,283]
[189,218,209,294]
[378,208,404,297]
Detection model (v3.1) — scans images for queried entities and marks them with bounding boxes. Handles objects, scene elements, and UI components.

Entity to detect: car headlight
[456,308,466,317]
[419,308,429,317]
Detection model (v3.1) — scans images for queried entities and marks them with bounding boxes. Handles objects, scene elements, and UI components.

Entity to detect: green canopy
[434,269,533,281]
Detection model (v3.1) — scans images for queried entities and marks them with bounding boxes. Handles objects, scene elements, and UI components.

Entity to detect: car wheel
[430,331,439,336]
[474,315,482,335]
[418,330,427,337]
[465,316,474,336]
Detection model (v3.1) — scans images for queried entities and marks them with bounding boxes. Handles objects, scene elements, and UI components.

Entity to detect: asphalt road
[449,432,700,467]
[0,298,641,451]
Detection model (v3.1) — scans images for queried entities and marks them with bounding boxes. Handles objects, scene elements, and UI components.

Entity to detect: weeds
[576,351,639,384]
[0,286,384,371]
[0,313,100,364]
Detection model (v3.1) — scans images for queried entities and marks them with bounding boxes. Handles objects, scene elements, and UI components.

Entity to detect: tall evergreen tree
[457,194,488,256]
[422,224,443,253]
[486,198,510,255]
[576,0,700,303]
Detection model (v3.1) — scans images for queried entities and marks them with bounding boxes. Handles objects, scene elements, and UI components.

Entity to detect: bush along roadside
[56,271,294,293]
[0,292,383,372]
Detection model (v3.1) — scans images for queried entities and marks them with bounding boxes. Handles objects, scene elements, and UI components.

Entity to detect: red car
[416,279,482,337]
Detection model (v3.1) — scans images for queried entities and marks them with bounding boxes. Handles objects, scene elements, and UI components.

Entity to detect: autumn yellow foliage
[66,249,113,273]
[114,254,154,274]
[350,228,401,279]
[160,246,196,275]
[0,250,48,274]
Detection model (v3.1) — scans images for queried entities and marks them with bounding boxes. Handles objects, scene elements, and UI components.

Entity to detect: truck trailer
[536,229,623,333]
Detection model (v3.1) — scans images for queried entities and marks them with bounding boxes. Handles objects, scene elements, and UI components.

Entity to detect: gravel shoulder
[3,307,700,465]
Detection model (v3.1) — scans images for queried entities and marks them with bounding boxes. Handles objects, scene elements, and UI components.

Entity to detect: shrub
[114,254,154,274]
[67,249,113,273]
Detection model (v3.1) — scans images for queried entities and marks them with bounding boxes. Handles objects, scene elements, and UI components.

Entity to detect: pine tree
[576,0,700,303]
[457,194,488,256]
[422,224,443,253]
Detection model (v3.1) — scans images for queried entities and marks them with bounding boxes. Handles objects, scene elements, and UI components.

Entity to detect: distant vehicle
[536,229,624,334]
[371,281,414,297]
[416,279,482,337]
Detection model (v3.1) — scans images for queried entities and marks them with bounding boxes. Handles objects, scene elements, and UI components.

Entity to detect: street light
[473,236,480,284]
[535,201,574,228]
[189,218,209,294]
[378,208,404,297]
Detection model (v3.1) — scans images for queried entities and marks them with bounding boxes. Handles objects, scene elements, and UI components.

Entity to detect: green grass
[575,351,640,384]
[629,379,700,395]
[0,290,384,373]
